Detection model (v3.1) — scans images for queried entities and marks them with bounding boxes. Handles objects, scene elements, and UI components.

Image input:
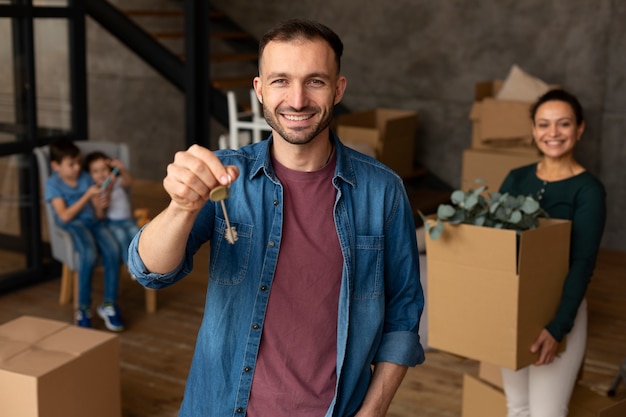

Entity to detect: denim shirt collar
[249,130,358,188]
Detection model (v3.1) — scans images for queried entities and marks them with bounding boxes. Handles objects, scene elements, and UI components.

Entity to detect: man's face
[253,38,346,146]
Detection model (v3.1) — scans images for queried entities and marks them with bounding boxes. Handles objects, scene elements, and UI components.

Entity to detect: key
[209,185,238,244]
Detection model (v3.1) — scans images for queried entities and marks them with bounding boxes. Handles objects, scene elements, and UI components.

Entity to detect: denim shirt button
[260,285,267,291]
[244,366,251,372]
[273,200,278,206]
[252,323,260,330]
[268,241,275,247]
[236,407,243,413]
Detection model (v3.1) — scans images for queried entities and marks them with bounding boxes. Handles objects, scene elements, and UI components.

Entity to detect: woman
[498,89,606,417]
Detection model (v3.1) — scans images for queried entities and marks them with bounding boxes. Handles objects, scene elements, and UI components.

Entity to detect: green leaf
[451,190,466,205]
[428,220,444,240]
[465,193,479,210]
[509,210,522,223]
[437,204,456,219]
[521,198,540,214]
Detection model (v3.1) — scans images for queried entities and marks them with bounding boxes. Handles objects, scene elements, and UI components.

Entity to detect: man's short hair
[49,138,80,164]
[258,19,344,74]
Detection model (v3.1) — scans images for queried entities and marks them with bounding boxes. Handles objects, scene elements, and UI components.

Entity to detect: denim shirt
[128,133,425,417]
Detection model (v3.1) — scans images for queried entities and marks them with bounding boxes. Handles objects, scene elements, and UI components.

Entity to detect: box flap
[518,218,571,277]
[474,80,503,101]
[336,125,381,154]
[0,340,31,363]
[381,112,417,151]
[1,347,76,377]
[38,326,118,356]
[0,316,68,344]
[336,110,377,129]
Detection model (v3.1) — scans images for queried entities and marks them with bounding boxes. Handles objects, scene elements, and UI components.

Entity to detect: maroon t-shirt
[247,153,342,416]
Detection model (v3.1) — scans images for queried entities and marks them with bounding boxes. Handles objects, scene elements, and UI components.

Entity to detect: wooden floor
[0,179,624,416]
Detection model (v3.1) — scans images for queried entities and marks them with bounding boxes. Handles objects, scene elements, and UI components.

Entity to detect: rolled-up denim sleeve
[127,227,195,289]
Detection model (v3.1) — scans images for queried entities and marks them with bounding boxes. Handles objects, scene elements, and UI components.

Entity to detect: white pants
[500,299,587,417]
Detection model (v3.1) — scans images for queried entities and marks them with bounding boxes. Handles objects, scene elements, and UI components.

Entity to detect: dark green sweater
[499,163,606,342]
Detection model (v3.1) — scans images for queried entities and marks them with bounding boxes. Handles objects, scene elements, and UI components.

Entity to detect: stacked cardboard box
[425,218,571,370]
[0,316,121,417]
[336,108,419,178]
[462,362,626,417]
[469,80,538,155]
[462,80,542,192]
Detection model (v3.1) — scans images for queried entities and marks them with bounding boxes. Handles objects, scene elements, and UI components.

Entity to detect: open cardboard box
[336,108,418,178]
[425,218,571,370]
[462,373,626,417]
[461,148,542,192]
[0,316,121,417]
[469,80,540,156]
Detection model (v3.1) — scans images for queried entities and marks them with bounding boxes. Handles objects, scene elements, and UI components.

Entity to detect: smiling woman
[497,89,607,417]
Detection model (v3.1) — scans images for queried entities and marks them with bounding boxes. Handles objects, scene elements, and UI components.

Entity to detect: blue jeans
[63,219,121,308]
[107,218,140,265]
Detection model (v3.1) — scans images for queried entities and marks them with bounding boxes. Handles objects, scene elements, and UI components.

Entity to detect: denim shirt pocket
[352,235,384,300]
[209,218,253,285]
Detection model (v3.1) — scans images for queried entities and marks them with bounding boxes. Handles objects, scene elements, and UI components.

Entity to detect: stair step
[210,31,253,40]
[210,52,258,63]
[123,9,183,17]
[211,76,254,90]
[123,9,224,19]
[151,30,252,40]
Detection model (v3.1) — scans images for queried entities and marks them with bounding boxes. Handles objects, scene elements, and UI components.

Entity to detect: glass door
[0,0,86,291]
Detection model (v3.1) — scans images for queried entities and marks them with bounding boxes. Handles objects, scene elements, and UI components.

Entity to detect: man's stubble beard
[262,102,334,146]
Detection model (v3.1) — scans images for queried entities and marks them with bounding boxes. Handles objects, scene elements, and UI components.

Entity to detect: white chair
[222,89,272,150]
[34,141,157,313]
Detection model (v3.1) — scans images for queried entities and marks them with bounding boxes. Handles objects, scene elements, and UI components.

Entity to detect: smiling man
[129,19,424,417]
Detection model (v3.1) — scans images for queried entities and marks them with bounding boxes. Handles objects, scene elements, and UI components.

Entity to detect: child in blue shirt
[45,138,124,331]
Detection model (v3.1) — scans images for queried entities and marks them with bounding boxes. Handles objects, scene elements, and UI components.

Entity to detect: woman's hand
[531,328,560,365]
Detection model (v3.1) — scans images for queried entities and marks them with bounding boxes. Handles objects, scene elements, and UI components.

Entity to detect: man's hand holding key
[164,144,240,214]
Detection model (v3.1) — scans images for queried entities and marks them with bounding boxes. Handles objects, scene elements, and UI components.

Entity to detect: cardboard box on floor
[469,80,540,156]
[462,373,626,417]
[425,218,571,370]
[0,316,121,417]
[478,361,504,388]
[336,108,418,178]
[461,148,541,192]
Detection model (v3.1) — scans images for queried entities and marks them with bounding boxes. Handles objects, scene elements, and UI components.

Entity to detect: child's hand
[91,189,110,211]
[108,158,125,171]
[87,184,103,198]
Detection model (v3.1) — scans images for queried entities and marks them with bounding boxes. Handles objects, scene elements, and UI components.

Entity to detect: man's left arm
[355,362,408,417]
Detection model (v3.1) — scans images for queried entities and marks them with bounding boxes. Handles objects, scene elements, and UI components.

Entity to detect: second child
[84,151,140,266]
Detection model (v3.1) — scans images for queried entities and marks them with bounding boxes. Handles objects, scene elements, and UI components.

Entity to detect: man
[129,19,424,417]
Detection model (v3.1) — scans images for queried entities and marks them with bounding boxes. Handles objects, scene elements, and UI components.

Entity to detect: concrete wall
[86,0,626,250]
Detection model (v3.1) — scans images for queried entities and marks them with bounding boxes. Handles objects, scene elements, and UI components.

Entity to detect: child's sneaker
[75,308,92,328]
[97,303,124,332]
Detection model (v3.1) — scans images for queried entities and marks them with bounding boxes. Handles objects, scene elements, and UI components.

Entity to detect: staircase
[122,5,259,112]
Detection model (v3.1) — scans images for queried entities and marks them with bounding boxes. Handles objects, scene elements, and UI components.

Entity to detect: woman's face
[532,100,585,159]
